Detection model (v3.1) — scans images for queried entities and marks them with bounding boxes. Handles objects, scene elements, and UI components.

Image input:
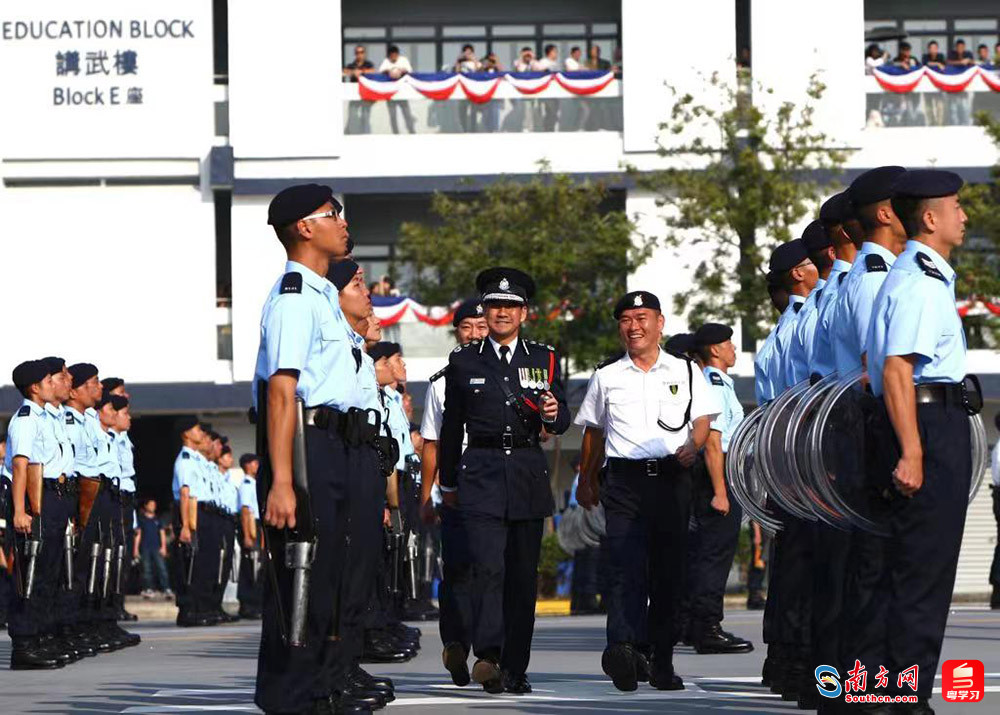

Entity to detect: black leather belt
[914,382,964,406]
[43,475,75,495]
[468,434,539,450]
[607,456,683,478]
[304,405,347,430]
[304,405,380,447]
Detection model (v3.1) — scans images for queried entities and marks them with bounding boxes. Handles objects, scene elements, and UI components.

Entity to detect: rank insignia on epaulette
[915,252,946,282]
[17,405,30,417]
[864,254,888,273]
[182,452,190,459]
[710,372,725,386]
[66,414,74,424]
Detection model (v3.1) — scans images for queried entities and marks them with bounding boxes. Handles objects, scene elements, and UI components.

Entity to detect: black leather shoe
[797,687,820,710]
[64,633,97,658]
[321,695,371,714]
[349,666,394,702]
[442,642,471,686]
[38,636,74,665]
[337,688,385,710]
[635,649,651,683]
[502,671,532,694]
[471,658,504,694]
[649,671,685,691]
[10,639,64,670]
[50,636,84,662]
[362,634,414,663]
[352,665,394,692]
[113,624,142,647]
[79,626,115,653]
[116,607,139,622]
[602,643,639,692]
[694,624,754,654]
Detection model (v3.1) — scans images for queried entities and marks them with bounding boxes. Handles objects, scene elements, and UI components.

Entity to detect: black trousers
[603,463,690,676]
[108,489,135,613]
[191,506,222,617]
[438,504,471,651]
[861,401,972,699]
[48,486,79,633]
[686,460,742,633]
[213,515,236,611]
[990,487,1000,587]
[237,521,264,612]
[255,427,376,714]
[73,482,116,626]
[170,512,192,615]
[809,521,851,683]
[450,513,543,676]
[770,514,812,653]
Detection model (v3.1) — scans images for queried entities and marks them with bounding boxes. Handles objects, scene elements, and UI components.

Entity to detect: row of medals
[518,367,549,391]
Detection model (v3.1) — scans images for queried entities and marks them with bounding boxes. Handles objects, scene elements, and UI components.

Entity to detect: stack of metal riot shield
[726,405,783,533]
[556,503,606,555]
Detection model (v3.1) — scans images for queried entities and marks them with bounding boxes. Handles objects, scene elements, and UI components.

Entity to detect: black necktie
[499,345,510,367]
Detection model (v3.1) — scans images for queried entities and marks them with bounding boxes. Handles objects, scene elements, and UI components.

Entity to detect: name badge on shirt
[469,378,485,385]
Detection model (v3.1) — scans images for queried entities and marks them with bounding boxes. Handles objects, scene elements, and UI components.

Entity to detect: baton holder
[285,539,316,647]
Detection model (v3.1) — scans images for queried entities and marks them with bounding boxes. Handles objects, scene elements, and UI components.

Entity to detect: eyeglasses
[301,209,341,222]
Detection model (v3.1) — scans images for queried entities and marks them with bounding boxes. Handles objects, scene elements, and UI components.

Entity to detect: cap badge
[476,304,483,314]
[499,277,510,291]
[634,294,643,307]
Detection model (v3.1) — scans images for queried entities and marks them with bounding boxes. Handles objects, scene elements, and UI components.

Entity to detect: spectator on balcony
[535,44,560,72]
[379,45,416,133]
[865,43,887,74]
[976,43,992,66]
[454,44,481,74]
[994,42,1000,65]
[344,45,376,82]
[482,51,503,73]
[514,46,536,72]
[586,45,611,72]
[893,42,920,70]
[921,41,947,70]
[948,38,975,66]
[565,46,583,71]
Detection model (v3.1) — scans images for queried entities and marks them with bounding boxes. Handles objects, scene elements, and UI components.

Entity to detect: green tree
[397,168,652,369]
[956,112,1000,348]
[635,73,848,344]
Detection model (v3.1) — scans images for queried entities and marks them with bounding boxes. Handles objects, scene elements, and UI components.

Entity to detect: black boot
[601,643,639,692]
[693,623,754,654]
[10,637,64,670]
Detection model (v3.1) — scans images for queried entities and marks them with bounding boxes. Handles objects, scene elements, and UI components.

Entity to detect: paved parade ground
[0,608,996,714]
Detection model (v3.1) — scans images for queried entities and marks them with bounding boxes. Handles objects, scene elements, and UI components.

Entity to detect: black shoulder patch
[915,252,946,283]
[66,413,74,424]
[709,372,725,386]
[280,272,303,294]
[864,254,888,273]
[181,452,190,459]
[17,405,30,417]
[813,289,823,304]
[838,272,847,285]
[429,366,448,382]
[793,302,803,314]
[528,339,555,351]
[596,351,625,370]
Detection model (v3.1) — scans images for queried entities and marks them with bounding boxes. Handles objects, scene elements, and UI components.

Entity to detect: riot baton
[218,543,227,586]
[284,397,316,648]
[22,464,44,600]
[63,520,76,591]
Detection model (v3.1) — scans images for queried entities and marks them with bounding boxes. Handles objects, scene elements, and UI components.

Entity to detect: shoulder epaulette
[864,254,888,273]
[596,351,625,370]
[17,404,30,417]
[526,339,555,352]
[181,452,190,459]
[429,365,448,382]
[915,252,946,283]
[280,272,303,294]
[813,289,823,304]
[452,339,480,355]
[65,413,74,424]
[838,272,847,285]
[709,372,725,386]
[793,302,803,313]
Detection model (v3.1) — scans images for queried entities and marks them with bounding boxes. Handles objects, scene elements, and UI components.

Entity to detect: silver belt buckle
[645,459,659,477]
[501,434,514,450]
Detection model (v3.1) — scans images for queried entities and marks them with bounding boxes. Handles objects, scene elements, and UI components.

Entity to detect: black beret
[613,290,661,319]
[368,341,401,361]
[101,377,124,393]
[802,220,832,253]
[820,191,853,224]
[96,393,114,409]
[68,362,99,388]
[765,270,781,288]
[41,356,66,376]
[267,183,340,228]
[476,267,536,304]
[664,333,696,354]
[12,360,48,391]
[452,298,484,327]
[891,169,964,199]
[327,259,360,291]
[175,416,199,434]
[769,239,809,274]
[109,395,128,410]
[694,323,733,347]
[239,453,259,469]
[848,166,907,209]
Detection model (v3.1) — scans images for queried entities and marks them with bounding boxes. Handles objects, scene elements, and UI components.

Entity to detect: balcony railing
[342,76,622,135]
[864,73,1000,127]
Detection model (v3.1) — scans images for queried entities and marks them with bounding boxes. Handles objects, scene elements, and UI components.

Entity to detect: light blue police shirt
[704,366,745,453]
[809,259,853,377]
[252,260,362,411]
[1,399,59,481]
[754,327,781,405]
[358,349,381,413]
[45,403,76,479]
[769,294,807,391]
[239,477,260,520]
[96,428,122,480]
[867,241,966,397]
[831,242,896,375]
[64,405,103,478]
[220,473,240,514]
[112,430,136,493]
[783,278,827,386]
[172,446,205,501]
[384,386,415,471]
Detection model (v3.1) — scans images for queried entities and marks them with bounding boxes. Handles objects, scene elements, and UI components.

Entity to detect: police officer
[4,360,69,669]
[171,418,208,626]
[991,413,1000,610]
[438,267,570,695]
[754,274,791,405]
[769,238,818,391]
[108,390,139,622]
[253,183,381,714]
[785,221,836,385]
[686,323,753,654]
[237,454,263,619]
[419,297,488,686]
[865,169,971,713]
[575,290,717,693]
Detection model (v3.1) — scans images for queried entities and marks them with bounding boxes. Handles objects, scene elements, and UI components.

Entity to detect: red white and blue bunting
[358,70,616,103]
[372,296,458,327]
[872,64,1000,93]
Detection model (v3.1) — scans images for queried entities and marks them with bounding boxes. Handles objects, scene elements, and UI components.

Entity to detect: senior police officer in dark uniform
[438,267,570,695]
[253,184,375,715]
[863,169,974,715]
[575,291,718,693]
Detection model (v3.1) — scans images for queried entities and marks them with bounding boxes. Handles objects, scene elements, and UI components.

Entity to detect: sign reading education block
[0,1,213,159]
